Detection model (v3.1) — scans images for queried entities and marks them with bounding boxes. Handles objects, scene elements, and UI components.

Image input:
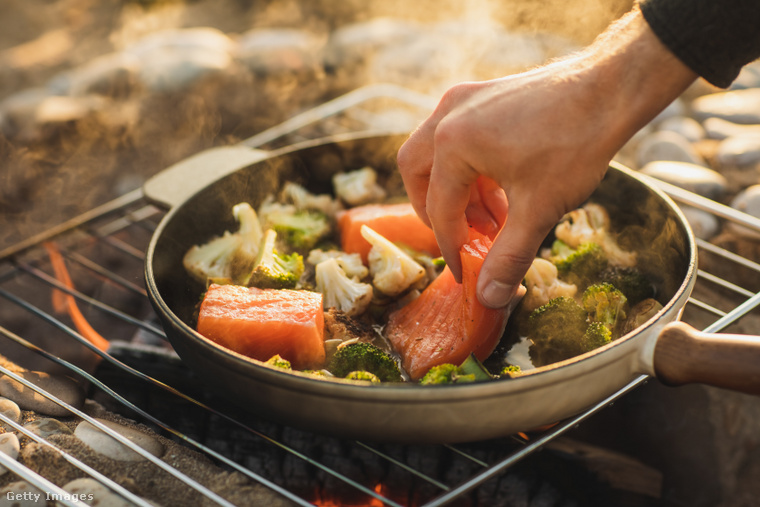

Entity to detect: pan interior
[147,133,693,386]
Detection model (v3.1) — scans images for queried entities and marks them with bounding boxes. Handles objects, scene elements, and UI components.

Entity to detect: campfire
[1,0,760,506]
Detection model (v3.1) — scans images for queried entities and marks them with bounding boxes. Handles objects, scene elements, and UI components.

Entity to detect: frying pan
[144,131,760,444]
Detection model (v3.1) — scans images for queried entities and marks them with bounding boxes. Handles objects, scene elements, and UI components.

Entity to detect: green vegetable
[265,354,292,370]
[582,283,628,335]
[345,371,381,383]
[598,266,654,305]
[419,355,493,385]
[267,209,331,251]
[527,296,589,365]
[327,342,402,382]
[247,229,305,289]
[549,240,607,288]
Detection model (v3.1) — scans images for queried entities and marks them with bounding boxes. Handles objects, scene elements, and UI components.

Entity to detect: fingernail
[480,280,515,309]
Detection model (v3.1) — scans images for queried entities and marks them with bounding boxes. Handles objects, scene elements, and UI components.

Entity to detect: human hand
[397,7,696,309]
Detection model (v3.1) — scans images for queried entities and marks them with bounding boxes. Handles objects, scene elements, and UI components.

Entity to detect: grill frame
[1,84,760,506]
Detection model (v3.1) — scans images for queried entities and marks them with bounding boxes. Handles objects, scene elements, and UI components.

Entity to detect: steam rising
[0,0,633,251]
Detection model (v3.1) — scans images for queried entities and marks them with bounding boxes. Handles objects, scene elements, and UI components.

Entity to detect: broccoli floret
[522,258,578,313]
[261,204,331,251]
[582,321,613,350]
[332,166,387,206]
[527,296,589,365]
[548,240,608,288]
[315,258,373,317]
[345,370,381,383]
[360,225,425,297]
[327,342,402,382]
[500,364,522,378]
[246,229,305,289]
[598,266,655,305]
[419,355,494,385]
[183,202,263,285]
[265,354,292,370]
[582,283,628,335]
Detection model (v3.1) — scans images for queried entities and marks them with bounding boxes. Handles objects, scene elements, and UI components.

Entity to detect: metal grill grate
[1,85,760,506]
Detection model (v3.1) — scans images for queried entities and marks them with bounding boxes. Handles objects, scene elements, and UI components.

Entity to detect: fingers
[477,202,557,309]
[426,144,478,283]
[397,125,435,228]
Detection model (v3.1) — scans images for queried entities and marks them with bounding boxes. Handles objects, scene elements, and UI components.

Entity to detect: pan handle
[143,146,270,209]
[653,321,760,395]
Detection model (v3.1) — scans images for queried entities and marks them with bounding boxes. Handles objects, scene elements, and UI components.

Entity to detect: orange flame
[44,242,110,352]
[313,483,387,507]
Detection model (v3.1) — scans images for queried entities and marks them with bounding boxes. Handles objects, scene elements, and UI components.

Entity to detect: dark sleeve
[639,0,760,88]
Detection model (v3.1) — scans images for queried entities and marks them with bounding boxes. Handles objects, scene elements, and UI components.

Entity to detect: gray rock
[729,185,760,240]
[75,418,163,462]
[23,418,73,439]
[235,28,325,75]
[658,116,706,143]
[679,205,721,240]
[636,130,706,168]
[60,478,135,507]
[691,88,760,124]
[124,28,234,92]
[715,135,760,167]
[48,52,141,97]
[0,433,20,476]
[0,481,46,506]
[0,398,21,431]
[703,117,760,140]
[0,371,84,417]
[323,18,420,70]
[639,160,728,200]
[729,61,760,90]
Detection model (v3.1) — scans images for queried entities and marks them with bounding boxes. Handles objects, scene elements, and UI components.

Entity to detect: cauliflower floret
[307,249,369,280]
[332,167,387,206]
[182,202,263,285]
[281,181,343,217]
[522,258,578,312]
[315,258,373,317]
[360,225,425,296]
[554,203,636,267]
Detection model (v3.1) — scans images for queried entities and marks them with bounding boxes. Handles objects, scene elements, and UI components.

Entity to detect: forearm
[572,6,698,154]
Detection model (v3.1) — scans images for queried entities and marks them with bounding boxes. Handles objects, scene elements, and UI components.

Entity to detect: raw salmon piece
[197,284,325,370]
[385,229,509,380]
[337,202,440,262]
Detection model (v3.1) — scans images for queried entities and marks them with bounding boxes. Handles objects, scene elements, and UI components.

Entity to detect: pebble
[0,371,84,417]
[729,185,760,240]
[679,205,721,240]
[639,160,728,200]
[75,418,163,462]
[323,18,420,70]
[235,28,324,75]
[0,433,20,476]
[703,117,760,140]
[691,88,760,124]
[636,130,707,168]
[60,478,136,507]
[48,51,141,98]
[657,116,706,143]
[0,398,21,431]
[729,61,760,90]
[23,418,73,439]
[0,481,46,506]
[124,28,234,93]
[651,98,687,125]
[715,135,760,167]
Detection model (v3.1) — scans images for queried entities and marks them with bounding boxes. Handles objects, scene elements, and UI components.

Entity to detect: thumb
[477,207,556,309]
